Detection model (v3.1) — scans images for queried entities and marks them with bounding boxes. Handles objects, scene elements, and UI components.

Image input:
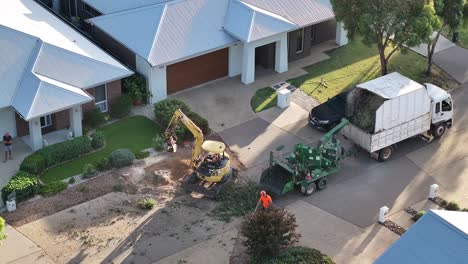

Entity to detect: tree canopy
[331,0,436,75]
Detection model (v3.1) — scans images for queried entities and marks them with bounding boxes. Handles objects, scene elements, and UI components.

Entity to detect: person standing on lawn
[3,132,12,162]
[256,190,273,211]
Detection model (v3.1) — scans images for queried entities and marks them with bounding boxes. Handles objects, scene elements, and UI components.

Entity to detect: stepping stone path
[271,81,320,112]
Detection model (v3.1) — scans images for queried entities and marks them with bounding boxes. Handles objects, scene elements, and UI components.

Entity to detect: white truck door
[432,101,444,124]
[440,98,453,121]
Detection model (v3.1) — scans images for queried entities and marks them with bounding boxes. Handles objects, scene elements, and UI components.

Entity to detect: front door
[432,98,453,124]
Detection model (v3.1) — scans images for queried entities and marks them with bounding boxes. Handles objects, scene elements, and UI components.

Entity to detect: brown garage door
[167,48,228,94]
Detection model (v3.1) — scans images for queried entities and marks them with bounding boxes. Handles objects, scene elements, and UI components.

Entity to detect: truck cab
[425,83,453,138]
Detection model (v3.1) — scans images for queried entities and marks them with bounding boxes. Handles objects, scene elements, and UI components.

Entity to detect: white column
[28,118,43,151]
[150,66,167,103]
[336,22,349,46]
[275,32,288,73]
[241,43,255,84]
[69,106,83,137]
[229,44,243,77]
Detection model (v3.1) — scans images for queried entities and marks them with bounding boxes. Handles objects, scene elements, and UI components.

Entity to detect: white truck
[342,72,453,161]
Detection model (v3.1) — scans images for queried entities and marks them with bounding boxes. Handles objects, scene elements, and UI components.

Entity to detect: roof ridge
[239,0,295,25]
[87,1,167,22]
[9,39,42,108]
[148,2,169,62]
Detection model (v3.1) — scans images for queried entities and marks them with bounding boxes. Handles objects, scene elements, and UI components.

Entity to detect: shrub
[95,157,111,171]
[252,247,335,264]
[113,184,124,192]
[412,210,426,222]
[241,208,301,258]
[462,208,468,212]
[1,171,38,202]
[19,154,46,175]
[123,74,148,102]
[78,185,89,192]
[138,198,156,210]
[109,149,135,168]
[37,136,92,167]
[446,201,460,211]
[68,177,76,184]
[110,94,132,118]
[0,216,6,243]
[40,181,68,196]
[83,108,105,128]
[135,150,150,160]
[154,98,210,140]
[90,131,105,149]
[214,182,262,221]
[152,135,165,151]
[82,163,97,178]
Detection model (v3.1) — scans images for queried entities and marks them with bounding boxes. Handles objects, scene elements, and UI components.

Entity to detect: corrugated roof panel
[224,0,254,42]
[241,0,335,27]
[149,0,238,66]
[89,4,165,60]
[248,9,296,42]
[11,73,41,120]
[34,43,132,89]
[0,0,131,72]
[83,0,172,14]
[0,26,38,108]
[376,210,468,264]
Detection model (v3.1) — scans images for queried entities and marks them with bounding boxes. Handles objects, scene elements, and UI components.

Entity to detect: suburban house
[50,0,348,103]
[376,210,468,263]
[0,0,133,151]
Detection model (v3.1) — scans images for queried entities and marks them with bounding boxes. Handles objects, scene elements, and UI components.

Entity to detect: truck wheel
[431,124,446,138]
[378,147,393,162]
[317,177,328,190]
[301,182,316,196]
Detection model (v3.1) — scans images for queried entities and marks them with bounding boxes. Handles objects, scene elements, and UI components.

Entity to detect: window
[94,84,108,112]
[94,85,108,112]
[296,29,304,53]
[310,25,316,42]
[435,102,441,113]
[442,99,452,112]
[40,115,52,128]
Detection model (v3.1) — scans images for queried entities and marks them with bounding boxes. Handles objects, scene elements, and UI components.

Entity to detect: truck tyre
[378,147,393,162]
[431,123,446,138]
[301,182,316,196]
[317,177,328,190]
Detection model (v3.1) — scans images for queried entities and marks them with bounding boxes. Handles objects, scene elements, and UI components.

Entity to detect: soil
[382,220,406,236]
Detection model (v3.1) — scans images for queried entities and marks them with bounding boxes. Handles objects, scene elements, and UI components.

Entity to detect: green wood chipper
[260,119,350,196]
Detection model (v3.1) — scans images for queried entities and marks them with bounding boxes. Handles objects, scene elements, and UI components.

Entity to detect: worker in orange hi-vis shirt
[256,190,273,212]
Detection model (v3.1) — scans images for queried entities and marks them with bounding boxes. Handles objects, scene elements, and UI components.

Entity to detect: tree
[331,0,435,75]
[0,217,7,245]
[240,208,301,258]
[426,0,467,74]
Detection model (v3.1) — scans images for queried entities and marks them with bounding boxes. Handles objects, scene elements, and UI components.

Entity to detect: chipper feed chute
[260,162,295,196]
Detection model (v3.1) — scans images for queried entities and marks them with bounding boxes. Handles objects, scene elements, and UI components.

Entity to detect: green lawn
[288,38,457,103]
[442,26,468,49]
[251,87,278,113]
[41,116,162,183]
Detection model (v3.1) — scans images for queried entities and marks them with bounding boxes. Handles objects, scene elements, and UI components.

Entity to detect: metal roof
[356,72,426,99]
[88,0,335,65]
[240,0,335,27]
[89,0,238,67]
[0,0,131,72]
[83,0,172,14]
[224,0,296,43]
[376,210,468,264]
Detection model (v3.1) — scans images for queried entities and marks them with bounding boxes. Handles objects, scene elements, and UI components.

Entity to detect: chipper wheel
[317,177,328,190]
[301,182,316,196]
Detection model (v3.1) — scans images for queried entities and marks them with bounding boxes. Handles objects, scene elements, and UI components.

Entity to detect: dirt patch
[144,147,192,182]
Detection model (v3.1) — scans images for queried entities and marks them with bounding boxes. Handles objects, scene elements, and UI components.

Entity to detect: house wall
[83,80,122,112]
[136,54,167,104]
[228,44,243,77]
[92,27,136,69]
[0,108,17,137]
[288,19,337,62]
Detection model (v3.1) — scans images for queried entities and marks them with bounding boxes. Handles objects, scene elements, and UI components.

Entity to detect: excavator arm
[164,109,204,169]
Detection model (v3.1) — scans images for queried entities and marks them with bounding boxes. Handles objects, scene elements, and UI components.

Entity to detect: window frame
[442,99,452,112]
[295,28,304,53]
[40,115,53,128]
[94,84,108,113]
[310,25,316,42]
[435,102,441,114]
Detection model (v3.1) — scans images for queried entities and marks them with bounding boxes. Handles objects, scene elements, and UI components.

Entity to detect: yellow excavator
[164,109,235,198]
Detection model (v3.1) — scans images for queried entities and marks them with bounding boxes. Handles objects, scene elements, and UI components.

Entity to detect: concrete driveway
[434,46,468,84]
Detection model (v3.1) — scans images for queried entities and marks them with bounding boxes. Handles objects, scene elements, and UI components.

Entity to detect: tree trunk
[379,49,388,75]
[426,27,445,75]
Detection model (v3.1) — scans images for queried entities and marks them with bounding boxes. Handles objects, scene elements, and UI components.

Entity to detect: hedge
[109,149,135,168]
[40,181,68,196]
[19,154,46,175]
[110,94,132,118]
[36,136,93,167]
[83,108,105,128]
[1,171,39,202]
[19,136,94,177]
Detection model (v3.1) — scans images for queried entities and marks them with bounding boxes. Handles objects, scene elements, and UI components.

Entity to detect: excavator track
[181,169,238,199]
